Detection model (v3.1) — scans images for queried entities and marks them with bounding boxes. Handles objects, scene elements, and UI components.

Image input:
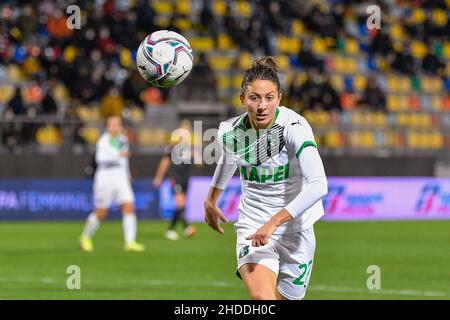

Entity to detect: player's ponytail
[241,56,280,95]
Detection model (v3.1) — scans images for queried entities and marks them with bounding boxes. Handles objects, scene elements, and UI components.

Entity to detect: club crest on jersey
[239,245,249,259]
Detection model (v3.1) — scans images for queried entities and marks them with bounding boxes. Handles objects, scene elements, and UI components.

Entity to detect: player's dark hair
[241,56,280,95]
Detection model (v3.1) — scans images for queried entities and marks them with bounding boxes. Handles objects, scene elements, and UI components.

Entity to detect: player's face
[241,80,281,129]
[107,117,122,136]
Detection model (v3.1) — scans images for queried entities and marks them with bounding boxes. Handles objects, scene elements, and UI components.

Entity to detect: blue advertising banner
[185,177,450,221]
[0,179,160,220]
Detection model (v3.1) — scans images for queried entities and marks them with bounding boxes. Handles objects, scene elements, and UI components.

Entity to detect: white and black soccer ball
[136,30,194,88]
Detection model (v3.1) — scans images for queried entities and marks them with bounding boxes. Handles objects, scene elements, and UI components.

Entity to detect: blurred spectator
[41,88,58,115]
[370,30,393,56]
[321,76,341,111]
[199,0,218,45]
[297,40,324,72]
[123,69,146,108]
[391,46,415,76]
[179,52,218,101]
[422,48,446,75]
[8,88,26,115]
[340,90,357,110]
[358,76,386,112]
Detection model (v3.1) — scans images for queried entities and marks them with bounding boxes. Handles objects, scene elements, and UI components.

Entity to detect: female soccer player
[153,120,197,240]
[204,57,328,300]
[80,116,145,252]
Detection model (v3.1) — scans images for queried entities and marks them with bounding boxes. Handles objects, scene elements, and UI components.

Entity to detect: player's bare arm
[204,187,228,234]
[153,155,171,187]
[245,208,293,247]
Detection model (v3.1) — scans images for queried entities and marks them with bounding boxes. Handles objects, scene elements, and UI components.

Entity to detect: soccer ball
[136,30,194,88]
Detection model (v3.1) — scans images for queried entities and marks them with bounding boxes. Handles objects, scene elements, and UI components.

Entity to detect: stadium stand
[0,0,448,157]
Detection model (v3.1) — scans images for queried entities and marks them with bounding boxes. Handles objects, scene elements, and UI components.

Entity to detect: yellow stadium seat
[130,107,144,123]
[407,131,419,149]
[388,75,401,93]
[188,37,215,52]
[390,23,406,40]
[361,131,376,149]
[342,57,357,74]
[345,38,359,55]
[175,0,191,15]
[431,132,444,149]
[7,64,24,82]
[152,0,173,14]
[80,127,100,145]
[393,41,403,52]
[236,0,251,17]
[233,74,243,89]
[238,52,253,70]
[212,0,227,16]
[374,112,387,126]
[431,77,443,93]
[316,110,331,126]
[275,55,290,72]
[232,95,242,109]
[36,125,63,146]
[278,36,300,55]
[291,19,305,36]
[0,84,15,104]
[431,96,443,111]
[137,128,151,146]
[52,83,69,104]
[353,75,366,91]
[77,106,101,124]
[443,42,450,59]
[217,33,234,50]
[387,95,401,112]
[311,37,327,55]
[174,18,191,31]
[410,8,425,24]
[324,130,342,148]
[411,40,427,59]
[421,76,438,94]
[330,74,344,92]
[399,76,411,93]
[138,128,169,147]
[208,55,234,71]
[154,129,170,146]
[217,74,231,90]
[302,110,316,125]
[432,9,447,26]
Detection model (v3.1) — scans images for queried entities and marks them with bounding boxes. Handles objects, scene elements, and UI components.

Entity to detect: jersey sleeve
[210,121,238,189]
[284,115,318,159]
[284,116,328,219]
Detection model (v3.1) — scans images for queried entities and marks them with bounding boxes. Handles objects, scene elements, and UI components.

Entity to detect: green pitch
[0,220,449,300]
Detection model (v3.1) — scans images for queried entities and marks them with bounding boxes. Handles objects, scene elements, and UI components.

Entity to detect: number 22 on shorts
[293,259,313,286]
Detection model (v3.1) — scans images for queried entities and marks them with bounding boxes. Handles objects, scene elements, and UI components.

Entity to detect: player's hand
[120,150,130,157]
[153,177,162,187]
[245,220,278,247]
[204,201,228,234]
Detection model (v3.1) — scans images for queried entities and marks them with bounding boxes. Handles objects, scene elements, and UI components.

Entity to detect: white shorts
[93,177,135,209]
[235,226,316,300]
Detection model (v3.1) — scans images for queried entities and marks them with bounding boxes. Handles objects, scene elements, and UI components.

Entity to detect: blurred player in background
[80,116,146,252]
[153,120,198,240]
[204,57,328,300]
